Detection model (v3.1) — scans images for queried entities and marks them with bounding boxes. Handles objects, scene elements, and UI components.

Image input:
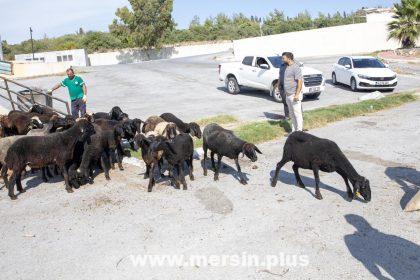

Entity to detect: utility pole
[259,18,263,37]
[29,27,34,60]
[0,35,3,61]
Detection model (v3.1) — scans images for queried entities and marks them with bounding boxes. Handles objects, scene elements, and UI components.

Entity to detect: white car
[219,55,325,102]
[332,56,397,91]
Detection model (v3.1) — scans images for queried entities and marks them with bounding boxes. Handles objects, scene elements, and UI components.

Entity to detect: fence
[0,76,70,115]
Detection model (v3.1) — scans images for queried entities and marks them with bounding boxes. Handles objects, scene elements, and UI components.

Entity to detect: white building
[14,49,89,66]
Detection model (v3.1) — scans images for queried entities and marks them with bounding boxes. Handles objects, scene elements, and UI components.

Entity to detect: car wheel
[271,84,283,103]
[332,72,337,85]
[350,77,358,92]
[307,92,321,99]
[226,77,240,95]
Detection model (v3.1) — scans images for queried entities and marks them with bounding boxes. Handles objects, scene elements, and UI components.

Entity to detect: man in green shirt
[48,68,87,118]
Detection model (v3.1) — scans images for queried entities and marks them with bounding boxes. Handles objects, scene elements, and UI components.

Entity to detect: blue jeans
[71,98,86,118]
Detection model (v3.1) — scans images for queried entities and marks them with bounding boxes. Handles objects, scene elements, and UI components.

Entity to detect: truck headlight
[358,74,370,79]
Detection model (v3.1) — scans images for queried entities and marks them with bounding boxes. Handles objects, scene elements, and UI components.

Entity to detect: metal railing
[0,76,70,115]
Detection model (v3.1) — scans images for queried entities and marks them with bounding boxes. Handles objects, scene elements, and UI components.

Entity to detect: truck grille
[303,74,323,87]
[365,76,395,81]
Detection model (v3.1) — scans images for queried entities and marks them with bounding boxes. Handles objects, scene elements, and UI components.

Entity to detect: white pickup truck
[218,55,325,102]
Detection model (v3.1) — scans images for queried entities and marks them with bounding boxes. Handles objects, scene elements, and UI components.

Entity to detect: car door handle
[252,70,257,72]
[239,68,243,70]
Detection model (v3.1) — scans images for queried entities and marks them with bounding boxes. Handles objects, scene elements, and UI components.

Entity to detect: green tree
[388,0,420,48]
[81,31,122,53]
[110,0,174,49]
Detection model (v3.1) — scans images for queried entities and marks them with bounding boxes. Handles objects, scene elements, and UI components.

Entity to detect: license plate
[375,81,389,86]
[309,87,320,93]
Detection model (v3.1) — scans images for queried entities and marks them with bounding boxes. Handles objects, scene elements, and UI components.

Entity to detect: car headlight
[358,74,370,79]
[391,74,397,79]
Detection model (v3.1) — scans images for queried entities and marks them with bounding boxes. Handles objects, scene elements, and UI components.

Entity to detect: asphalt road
[4,52,419,122]
[1,99,419,280]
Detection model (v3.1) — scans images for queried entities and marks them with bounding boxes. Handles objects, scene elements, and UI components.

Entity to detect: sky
[0,0,399,44]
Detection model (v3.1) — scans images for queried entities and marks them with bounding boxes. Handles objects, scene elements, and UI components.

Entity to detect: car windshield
[353,58,386,68]
[268,56,283,68]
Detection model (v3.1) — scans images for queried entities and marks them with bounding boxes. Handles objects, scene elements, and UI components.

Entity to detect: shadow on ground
[385,166,420,209]
[345,214,420,280]
[269,169,349,200]
[201,158,249,184]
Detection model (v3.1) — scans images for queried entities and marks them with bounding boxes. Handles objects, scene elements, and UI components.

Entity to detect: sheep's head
[76,119,96,143]
[122,120,135,140]
[189,122,202,139]
[354,177,371,202]
[110,106,127,121]
[242,143,262,162]
[165,123,178,140]
[130,118,143,134]
[114,125,125,143]
[30,116,43,129]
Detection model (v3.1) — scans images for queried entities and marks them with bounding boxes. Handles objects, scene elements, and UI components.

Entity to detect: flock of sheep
[0,105,371,202]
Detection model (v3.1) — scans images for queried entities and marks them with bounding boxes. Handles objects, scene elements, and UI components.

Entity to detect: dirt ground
[0,101,419,279]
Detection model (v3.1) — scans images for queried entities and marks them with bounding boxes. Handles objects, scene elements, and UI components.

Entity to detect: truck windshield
[353,58,386,68]
[268,56,283,68]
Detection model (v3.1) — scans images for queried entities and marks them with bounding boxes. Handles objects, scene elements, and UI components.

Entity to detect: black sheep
[77,124,122,181]
[94,118,137,170]
[159,133,194,190]
[202,123,262,185]
[160,113,202,138]
[93,106,128,121]
[271,131,371,201]
[133,134,169,192]
[5,119,95,199]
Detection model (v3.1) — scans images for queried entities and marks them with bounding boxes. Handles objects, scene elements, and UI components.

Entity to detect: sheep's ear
[254,145,262,154]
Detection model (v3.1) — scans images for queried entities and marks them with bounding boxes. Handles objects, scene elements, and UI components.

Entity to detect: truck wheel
[271,84,283,103]
[332,72,337,85]
[226,77,240,95]
[350,77,358,92]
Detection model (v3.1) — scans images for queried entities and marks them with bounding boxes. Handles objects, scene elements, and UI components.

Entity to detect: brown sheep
[142,116,165,134]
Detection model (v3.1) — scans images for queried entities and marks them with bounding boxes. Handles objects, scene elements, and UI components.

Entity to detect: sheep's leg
[54,165,60,176]
[210,151,216,172]
[16,172,25,193]
[179,162,188,190]
[1,165,9,187]
[158,158,165,178]
[62,165,73,193]
[188,155,194,181]
[337,171,353,200]
[101,155,111,181]
[174,164,181,189]
[46,166,53,178]
[116,145,124,171]
[292,164,305,188]
[312,165,323,200]
[109,149,115,170]
[8,170,17,200]
[235,158,247,185]
[214,154,222,181]
[144,164,150,179]
[41,167,49,182]
[147,163,155,192]
[203,145,208,176]
[271,159,288,187]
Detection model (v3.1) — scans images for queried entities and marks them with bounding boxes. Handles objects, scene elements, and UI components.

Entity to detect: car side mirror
[344,64,351,69]
[260,64,269,70]
[384,63,389,68]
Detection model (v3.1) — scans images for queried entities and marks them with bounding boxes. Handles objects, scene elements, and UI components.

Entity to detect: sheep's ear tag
[355,191,361,198]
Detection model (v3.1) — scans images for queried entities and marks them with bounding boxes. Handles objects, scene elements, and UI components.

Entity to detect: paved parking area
[4,52,419,121]
[0,99,419,280]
